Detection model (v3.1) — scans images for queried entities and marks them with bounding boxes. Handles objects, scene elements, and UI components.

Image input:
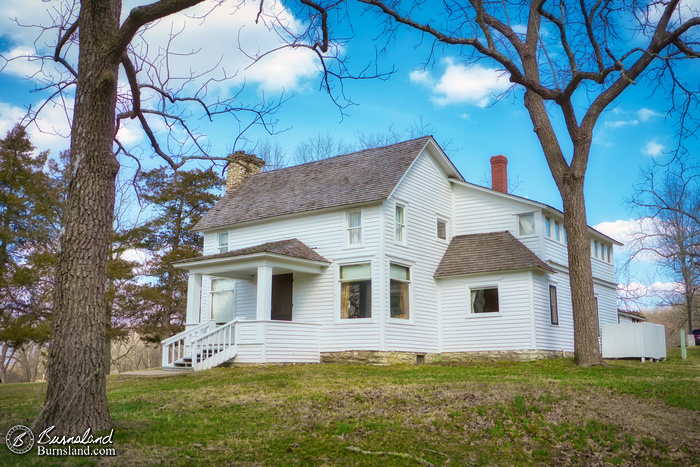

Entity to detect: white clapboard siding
[262,321,321,363]
[234,280,257,321]
[594,282,618,327]
[383,152,453,353]
[532,273,575,352]
[439,273,534,352]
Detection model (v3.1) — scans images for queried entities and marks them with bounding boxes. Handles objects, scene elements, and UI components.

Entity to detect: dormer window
[218,232,229,253]
[518,213,535,236]
[347,210,362,246]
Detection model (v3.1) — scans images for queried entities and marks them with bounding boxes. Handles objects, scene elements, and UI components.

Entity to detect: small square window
[437,219,447,240]
[519,213,535,236]
[470,287,499,313]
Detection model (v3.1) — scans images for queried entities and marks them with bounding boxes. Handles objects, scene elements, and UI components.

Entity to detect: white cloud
[637,108,663,122]
[0,99,72,154]
[1,0,320,97]
[410,58,511,107]
[594,218,662,262]
[642,139,665,156]
[605,119,639,128]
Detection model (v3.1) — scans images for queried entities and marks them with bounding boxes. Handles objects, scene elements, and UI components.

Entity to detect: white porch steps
[162,319,239,371]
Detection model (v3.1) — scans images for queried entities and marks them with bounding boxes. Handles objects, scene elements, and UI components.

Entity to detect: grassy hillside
[1,348,699,466]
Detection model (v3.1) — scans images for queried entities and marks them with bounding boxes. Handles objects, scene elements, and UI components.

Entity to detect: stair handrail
[191,318,239,371]
[162,320,214,346]
[161,320,215,368]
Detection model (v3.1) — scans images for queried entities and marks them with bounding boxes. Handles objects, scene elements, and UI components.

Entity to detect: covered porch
[162,239,329,370]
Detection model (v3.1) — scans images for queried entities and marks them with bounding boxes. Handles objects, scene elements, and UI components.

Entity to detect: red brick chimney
[490,155,508,194]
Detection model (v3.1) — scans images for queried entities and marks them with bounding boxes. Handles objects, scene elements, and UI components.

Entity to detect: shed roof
[434,231,555,278]
[173,238,330,265]
[194,137,449,231]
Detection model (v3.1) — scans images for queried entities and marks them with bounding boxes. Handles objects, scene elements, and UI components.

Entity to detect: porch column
[186,273,202,325]
[256,265,273,321]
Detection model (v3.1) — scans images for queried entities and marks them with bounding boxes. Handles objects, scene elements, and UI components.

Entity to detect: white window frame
[389,262,412,322]
[518,213,536,237]
[210,278,236,324]
[395,204,407,245]
[544,216,552,238]
[346,210,363,247]
[467,284,502,317]
[337,261,373,321]
[436,218,448,241]
[549,284,559,326]
[217,232,229,254]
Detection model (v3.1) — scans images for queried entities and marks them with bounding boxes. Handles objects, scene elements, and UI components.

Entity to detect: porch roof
[434,231,555,278]
[173,238,330,278]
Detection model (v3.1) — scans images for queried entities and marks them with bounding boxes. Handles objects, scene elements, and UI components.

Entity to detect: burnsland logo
[5,425,116,457]
[5,425,34,455]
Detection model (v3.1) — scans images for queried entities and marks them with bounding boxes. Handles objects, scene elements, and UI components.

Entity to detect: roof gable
[434,231,555,278]
[194,137,454,231]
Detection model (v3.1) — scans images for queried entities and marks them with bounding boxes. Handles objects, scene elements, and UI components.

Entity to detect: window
[549,285,559,325]
[607,245,612,263]
[211,278,235,324]
[544,217,551,237]
[592,240,598,258]
[395,205,406,243]
[390,264,410,319]
[437,219,447,240]
[554,221,560,241]
[347,210,362,245]
[562,227,567,244]
[340,264,371,319]
[218,232,229,254]
[519,213,535,236]
[470,287,499,314]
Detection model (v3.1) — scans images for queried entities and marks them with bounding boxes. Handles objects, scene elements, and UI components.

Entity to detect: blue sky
[1,0,698,306]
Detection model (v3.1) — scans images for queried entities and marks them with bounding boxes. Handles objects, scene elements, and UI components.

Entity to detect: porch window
[519,213,535,236]
[395,205,406,243]
[347,210,362,246]
[211,278,235,324]
[340,263,371,319]
[390,264,410,319]
[470,287,499,314]
[549,285,559,325]
[218,232,229,254]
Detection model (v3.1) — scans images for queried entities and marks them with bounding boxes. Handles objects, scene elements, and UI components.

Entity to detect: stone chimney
[490,155,508,194]
[225,151,265,192]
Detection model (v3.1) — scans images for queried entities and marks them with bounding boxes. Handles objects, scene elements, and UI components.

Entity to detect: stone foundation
[320,349,573,365]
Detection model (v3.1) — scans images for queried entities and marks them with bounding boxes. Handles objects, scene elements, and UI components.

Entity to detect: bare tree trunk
[40,1,121,435]
[562,176,604,365]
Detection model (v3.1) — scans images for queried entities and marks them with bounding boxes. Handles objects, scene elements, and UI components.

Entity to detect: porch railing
[191,319,239,371]
[161,320,215,368]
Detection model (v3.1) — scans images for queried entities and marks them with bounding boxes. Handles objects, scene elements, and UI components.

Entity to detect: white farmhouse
[163,137,621,370]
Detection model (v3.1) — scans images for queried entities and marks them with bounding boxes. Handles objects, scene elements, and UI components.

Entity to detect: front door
[271,273,293,321]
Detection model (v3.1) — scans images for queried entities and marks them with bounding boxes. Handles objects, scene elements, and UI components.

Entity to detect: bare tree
[0,0,295,435]
[628,154,700,333]
[281,0,700,366]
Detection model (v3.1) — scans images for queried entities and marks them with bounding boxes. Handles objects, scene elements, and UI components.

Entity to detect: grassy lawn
[1,347,699,466]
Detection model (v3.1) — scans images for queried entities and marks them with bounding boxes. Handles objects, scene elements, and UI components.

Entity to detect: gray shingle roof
[173,238,330,264]
[194,137,433,231]
[434,231,555,278]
